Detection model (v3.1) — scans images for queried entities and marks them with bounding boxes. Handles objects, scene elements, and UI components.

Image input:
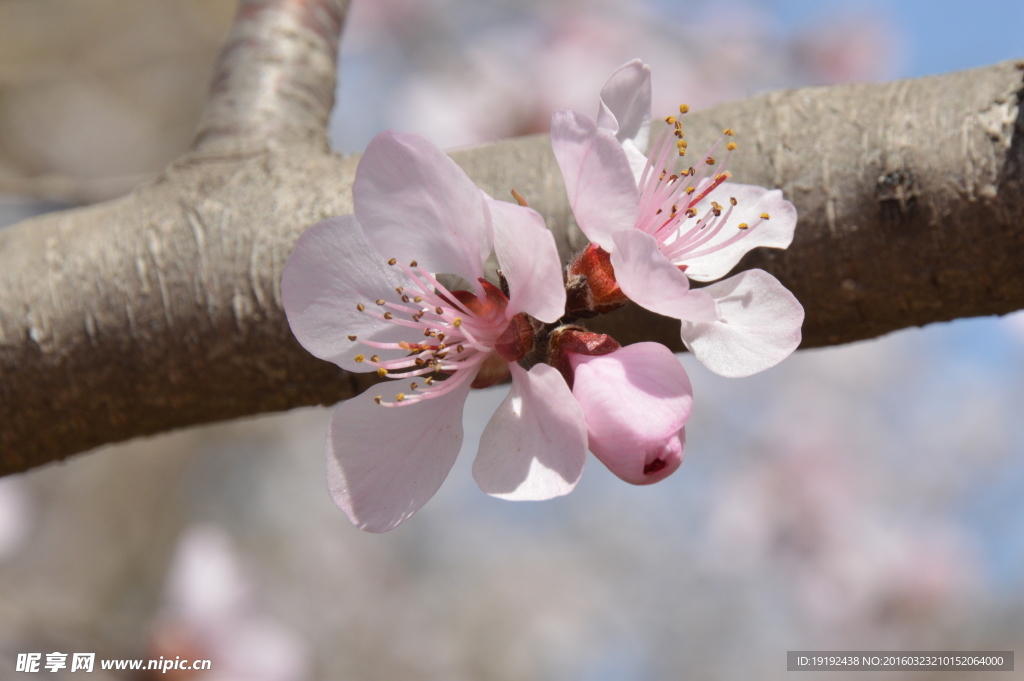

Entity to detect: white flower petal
[596,59,652,152]
[353,130,491,282]
[488,199,566,323]
[550,109,640,251]
[282,216,415,372]
[473,363,588,501]
[611,228,719,323]
[683,185,797,282]
[326,378,474,533]
[679,269,804,378]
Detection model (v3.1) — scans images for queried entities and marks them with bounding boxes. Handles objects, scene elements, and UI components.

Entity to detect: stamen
[679,104,690,114]
[738,223,749,229]
[354,354,365,362]
[356,303,365,311]
[348,335,357,341]
[370,355,380,363]
[452,318,463,327]
[730,197,737,206]
[377,368,388,377]
[387,258,397,266]
[761,212,770,219]
[511,189,529,207]
[395,393,405,402]
[726,142,737,151]
[374,396,382,404]
[723,128,735,136]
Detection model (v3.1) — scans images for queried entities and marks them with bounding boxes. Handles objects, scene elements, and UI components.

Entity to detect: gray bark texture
[2,0,1023,474]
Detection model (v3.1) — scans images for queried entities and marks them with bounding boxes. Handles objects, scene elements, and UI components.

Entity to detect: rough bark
[1,0,1023,474]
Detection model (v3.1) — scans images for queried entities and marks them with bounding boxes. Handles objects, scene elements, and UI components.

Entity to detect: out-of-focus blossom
[552,60,803,377]
[704,449,978,634]
[150,524,309,681]
[283,130,587,532]
[0,476,33,562]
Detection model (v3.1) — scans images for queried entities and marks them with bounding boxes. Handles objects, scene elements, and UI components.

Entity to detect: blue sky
[762,0,1024,77]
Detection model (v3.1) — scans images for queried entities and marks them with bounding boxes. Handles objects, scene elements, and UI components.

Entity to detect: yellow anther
[723,128,735,136]
[677,139,688,148]
[354,354,365,362]
[726,142,737,151]
[738,223,749,230]
[376,299,386,305]
[413,296,423,303]
[705,156,716,165]
[387,258,397,265]
[425,377,434,386]
[377,368,388,377]
[395,393,405,402]
[664,115,676,124]
[452,318,463,328]
[760,212,770,220]
[678,150,686,157]
[685,186,695,195]
[685,208,698,218]
[679,104,690,114]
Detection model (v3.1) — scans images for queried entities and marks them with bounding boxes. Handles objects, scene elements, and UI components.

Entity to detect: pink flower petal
[353,130,491,282]
[282,216,415,372]
[596,59,652,153]
[610,228,719,323]
[326,378,474,533]
[488,198,566,324]
[550,109,640,251]
[473,363,588,501]
[569,343,691,485]
[679,269,804,378]
[682,184,798,282]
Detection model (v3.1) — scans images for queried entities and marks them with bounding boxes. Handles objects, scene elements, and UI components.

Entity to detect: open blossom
[282,130,588,532]
[552,59,804,378]
[549,328,692,485]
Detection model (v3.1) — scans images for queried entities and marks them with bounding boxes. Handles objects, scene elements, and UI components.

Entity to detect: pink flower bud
[550,329,692,485]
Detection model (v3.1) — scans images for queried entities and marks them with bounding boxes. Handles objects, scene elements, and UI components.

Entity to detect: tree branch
[1,0,1022,473]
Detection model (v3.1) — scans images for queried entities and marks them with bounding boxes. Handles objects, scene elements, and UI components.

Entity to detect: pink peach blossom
[552,60,804,378]
[567,342,691,485]
[283,130,587,532]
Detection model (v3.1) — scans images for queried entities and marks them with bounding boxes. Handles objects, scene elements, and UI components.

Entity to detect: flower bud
[565,244,628,317]
[550,328,692,485]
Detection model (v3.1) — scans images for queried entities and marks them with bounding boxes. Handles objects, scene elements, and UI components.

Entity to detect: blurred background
[2,0,1024,678]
